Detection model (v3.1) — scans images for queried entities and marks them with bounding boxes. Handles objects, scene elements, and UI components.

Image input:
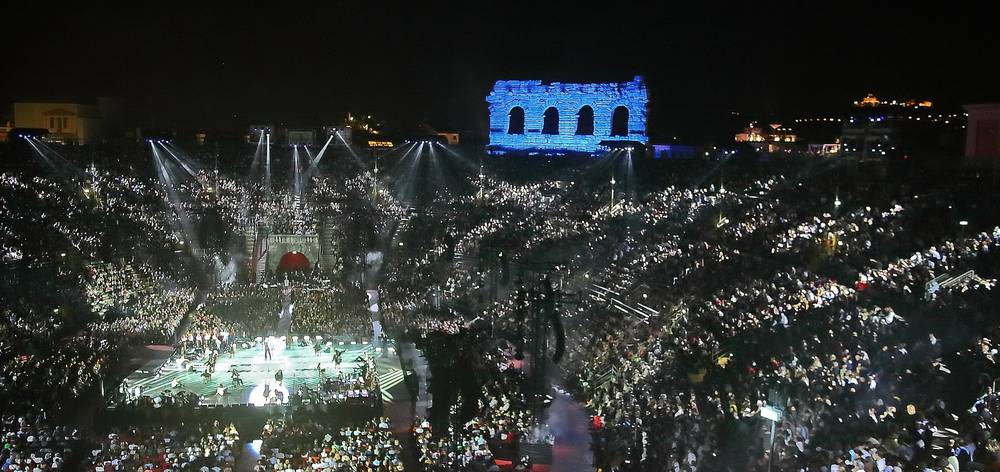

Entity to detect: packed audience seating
[1,146,999,472]
[255,417,403,471]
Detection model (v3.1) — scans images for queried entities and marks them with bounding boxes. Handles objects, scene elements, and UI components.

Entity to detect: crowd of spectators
[255,417,403,471]
[2,142,1000,472]
[83,419,239,471]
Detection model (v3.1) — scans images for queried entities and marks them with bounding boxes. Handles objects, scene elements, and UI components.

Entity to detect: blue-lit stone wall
[487,75,648,154]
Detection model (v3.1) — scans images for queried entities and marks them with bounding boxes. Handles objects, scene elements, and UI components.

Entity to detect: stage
[114,337,408,408]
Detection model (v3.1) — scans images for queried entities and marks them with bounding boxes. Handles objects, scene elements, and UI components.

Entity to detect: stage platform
[114,338,408,408]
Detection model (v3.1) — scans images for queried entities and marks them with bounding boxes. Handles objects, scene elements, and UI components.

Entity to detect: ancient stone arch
[487,76,648,154]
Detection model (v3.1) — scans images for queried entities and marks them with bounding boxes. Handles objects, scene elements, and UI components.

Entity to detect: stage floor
[116,339,407,407]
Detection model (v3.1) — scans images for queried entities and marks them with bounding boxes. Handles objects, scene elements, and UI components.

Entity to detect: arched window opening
[507,107,525,134]
[542,107,559,135]
[610,106,629,136]
[575,106,594,135]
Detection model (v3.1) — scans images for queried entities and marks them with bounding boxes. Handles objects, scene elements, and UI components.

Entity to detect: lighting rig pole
[372,148,380,202]
[212,142,220,199]
[478,159,485,202]
[610,172,616,215]
[265,132,272,201]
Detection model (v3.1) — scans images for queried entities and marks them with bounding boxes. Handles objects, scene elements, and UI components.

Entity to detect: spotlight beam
[304,135,335,181]
[334,131,367,171]
[292,145,301,195]
[393,142,425,205]
[151,143,200,252]
[249,131,265,177]
[159,142,201,183]
[383,141,417,180]
[436,142,480,176]
[264,133,272,199]
[28,138,82,178]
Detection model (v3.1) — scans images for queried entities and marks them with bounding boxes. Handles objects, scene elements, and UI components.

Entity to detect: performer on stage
[333,348,344,368]
[230,366,243,387]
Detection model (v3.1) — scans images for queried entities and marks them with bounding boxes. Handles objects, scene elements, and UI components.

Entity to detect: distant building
[964,104,1000,167]
[436,132,460,145]
[808,143,841,156]
[853,93,933,109]
[486,76,648,154]
[13,98,118,145]
[287,129,315,146]
[735,122,797,144]
[0,120,12,143]
[734,123,801,154]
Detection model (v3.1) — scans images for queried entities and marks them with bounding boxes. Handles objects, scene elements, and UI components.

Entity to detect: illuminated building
[853,93,933,109]
[734,123,797,144]
[857,93,881,107]
[734,122,802,154]
[436,132,460,145]
[13,98,118,145]
[808,143,841,156]
[486,76,648,154]
[0,120,12,143]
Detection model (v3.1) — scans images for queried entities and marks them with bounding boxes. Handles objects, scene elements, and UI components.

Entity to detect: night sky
[3,4,998,142]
